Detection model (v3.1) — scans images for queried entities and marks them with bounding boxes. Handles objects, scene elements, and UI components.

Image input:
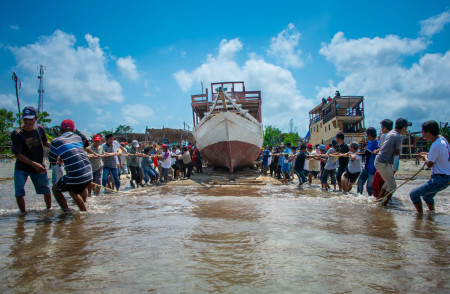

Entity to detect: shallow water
[0,162,449,293]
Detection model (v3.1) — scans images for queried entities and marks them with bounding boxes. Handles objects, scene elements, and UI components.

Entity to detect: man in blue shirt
[48,119,93,213]
[357,127,379,195]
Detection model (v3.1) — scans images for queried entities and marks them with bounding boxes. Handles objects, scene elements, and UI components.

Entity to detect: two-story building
[309,95,365,145]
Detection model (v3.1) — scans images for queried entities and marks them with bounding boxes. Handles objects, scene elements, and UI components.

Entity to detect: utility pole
[37,65,45,113]
[12,72,21,125]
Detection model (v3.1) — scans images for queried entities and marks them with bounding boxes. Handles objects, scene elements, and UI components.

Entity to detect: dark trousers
[196,160,203,173]
[276,165,282,179]
[182,162,193,178]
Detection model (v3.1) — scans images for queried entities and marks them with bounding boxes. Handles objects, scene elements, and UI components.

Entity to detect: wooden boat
[191,82,263,172]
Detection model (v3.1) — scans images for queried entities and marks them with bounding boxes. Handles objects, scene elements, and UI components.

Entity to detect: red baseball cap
[307,143,313,148]
[61,119,75,130]
[93,135,101,141]
[161,144,168,149]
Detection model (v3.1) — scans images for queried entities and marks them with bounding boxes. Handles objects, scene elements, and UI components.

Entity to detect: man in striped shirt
[48,119,93,213]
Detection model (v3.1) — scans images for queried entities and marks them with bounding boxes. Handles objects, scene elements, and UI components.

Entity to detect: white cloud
[0,94,17,110]
[10,25,20,30]
[9,30,124,104]
[319,32,427,72]
[117,56,139,81]
[267,23,304,68]
[121,103,153,126]
[173,38,313,131]
[419,10,450,37]
[317,32,450,129]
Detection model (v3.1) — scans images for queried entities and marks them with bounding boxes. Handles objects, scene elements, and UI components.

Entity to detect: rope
[90,182,132,194]
[375,163,426,204]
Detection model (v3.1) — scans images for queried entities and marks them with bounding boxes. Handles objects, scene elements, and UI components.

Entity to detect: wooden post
[408,132,412,159]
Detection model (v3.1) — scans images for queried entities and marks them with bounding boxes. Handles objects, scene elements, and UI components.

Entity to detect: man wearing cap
[128,140,143,188]
[11,106,52,213]
[374,118,408,206]
[86,134,104,196]
[158,144,172,183]
[307,144,320,184]
[48,119,93,213]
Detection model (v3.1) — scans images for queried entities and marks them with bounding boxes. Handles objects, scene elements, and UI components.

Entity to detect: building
[309,95,365,146]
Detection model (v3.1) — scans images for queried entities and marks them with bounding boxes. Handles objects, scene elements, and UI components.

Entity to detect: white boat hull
[194,111,263,172]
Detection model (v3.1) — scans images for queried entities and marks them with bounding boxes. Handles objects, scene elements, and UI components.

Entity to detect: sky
[1,0,449,137]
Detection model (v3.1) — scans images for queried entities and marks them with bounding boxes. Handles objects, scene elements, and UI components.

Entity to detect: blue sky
[1,0,449,136]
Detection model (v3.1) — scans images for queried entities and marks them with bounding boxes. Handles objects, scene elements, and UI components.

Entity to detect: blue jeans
[143,167,158,183]
[102,166,120,188]
[14,170,51,197]
[357,169,375,195]
[410,174,450,205]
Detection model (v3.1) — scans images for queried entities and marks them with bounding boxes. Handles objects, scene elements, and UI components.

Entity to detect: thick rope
[375,163,426,204]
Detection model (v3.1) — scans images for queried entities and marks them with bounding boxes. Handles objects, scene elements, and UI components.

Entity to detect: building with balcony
[309,96,365,145]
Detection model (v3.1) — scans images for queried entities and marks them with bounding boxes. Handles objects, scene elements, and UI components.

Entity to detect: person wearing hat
[10,106,52,213]
[307,143,320,184]
[128,140,143,188]
[86,134,104,196]
[48,119,93,213]
[158,144,172,183]
[341,142,363,193]
[374,118,408,206]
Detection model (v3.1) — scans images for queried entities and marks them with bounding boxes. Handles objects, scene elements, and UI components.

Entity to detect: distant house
[308,95,365,145]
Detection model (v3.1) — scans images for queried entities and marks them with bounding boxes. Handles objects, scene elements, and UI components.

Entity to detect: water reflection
[187,198,269,292]
[7,215,94,292]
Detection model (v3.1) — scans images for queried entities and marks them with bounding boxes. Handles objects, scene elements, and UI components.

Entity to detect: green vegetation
[0,109,16,152]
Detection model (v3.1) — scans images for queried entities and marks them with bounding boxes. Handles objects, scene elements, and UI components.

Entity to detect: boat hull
[194,112,263,172]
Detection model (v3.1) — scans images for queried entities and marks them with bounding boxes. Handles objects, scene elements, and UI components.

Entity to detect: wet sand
[0,159,448,293]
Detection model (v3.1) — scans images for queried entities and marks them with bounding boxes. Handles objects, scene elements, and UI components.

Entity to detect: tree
[263,125,282,147]
[0,108,16,151]
[115,125,133,142]
[36,111,51,127]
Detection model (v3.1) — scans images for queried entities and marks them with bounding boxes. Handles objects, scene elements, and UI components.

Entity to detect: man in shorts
[342,142,362,193]
[11,106,52,213]
[294,144,317,187]
[321,140,339,191]
[48,119,93,213]
[410,120,450,213]
[307,143,320,184]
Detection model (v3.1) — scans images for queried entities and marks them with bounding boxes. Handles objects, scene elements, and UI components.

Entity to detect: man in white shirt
[410,121,450,213]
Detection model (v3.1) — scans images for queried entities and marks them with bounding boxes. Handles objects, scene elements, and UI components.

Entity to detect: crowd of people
[10,106,203,214]
[9,106,450,215]
[258,118,449,213]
